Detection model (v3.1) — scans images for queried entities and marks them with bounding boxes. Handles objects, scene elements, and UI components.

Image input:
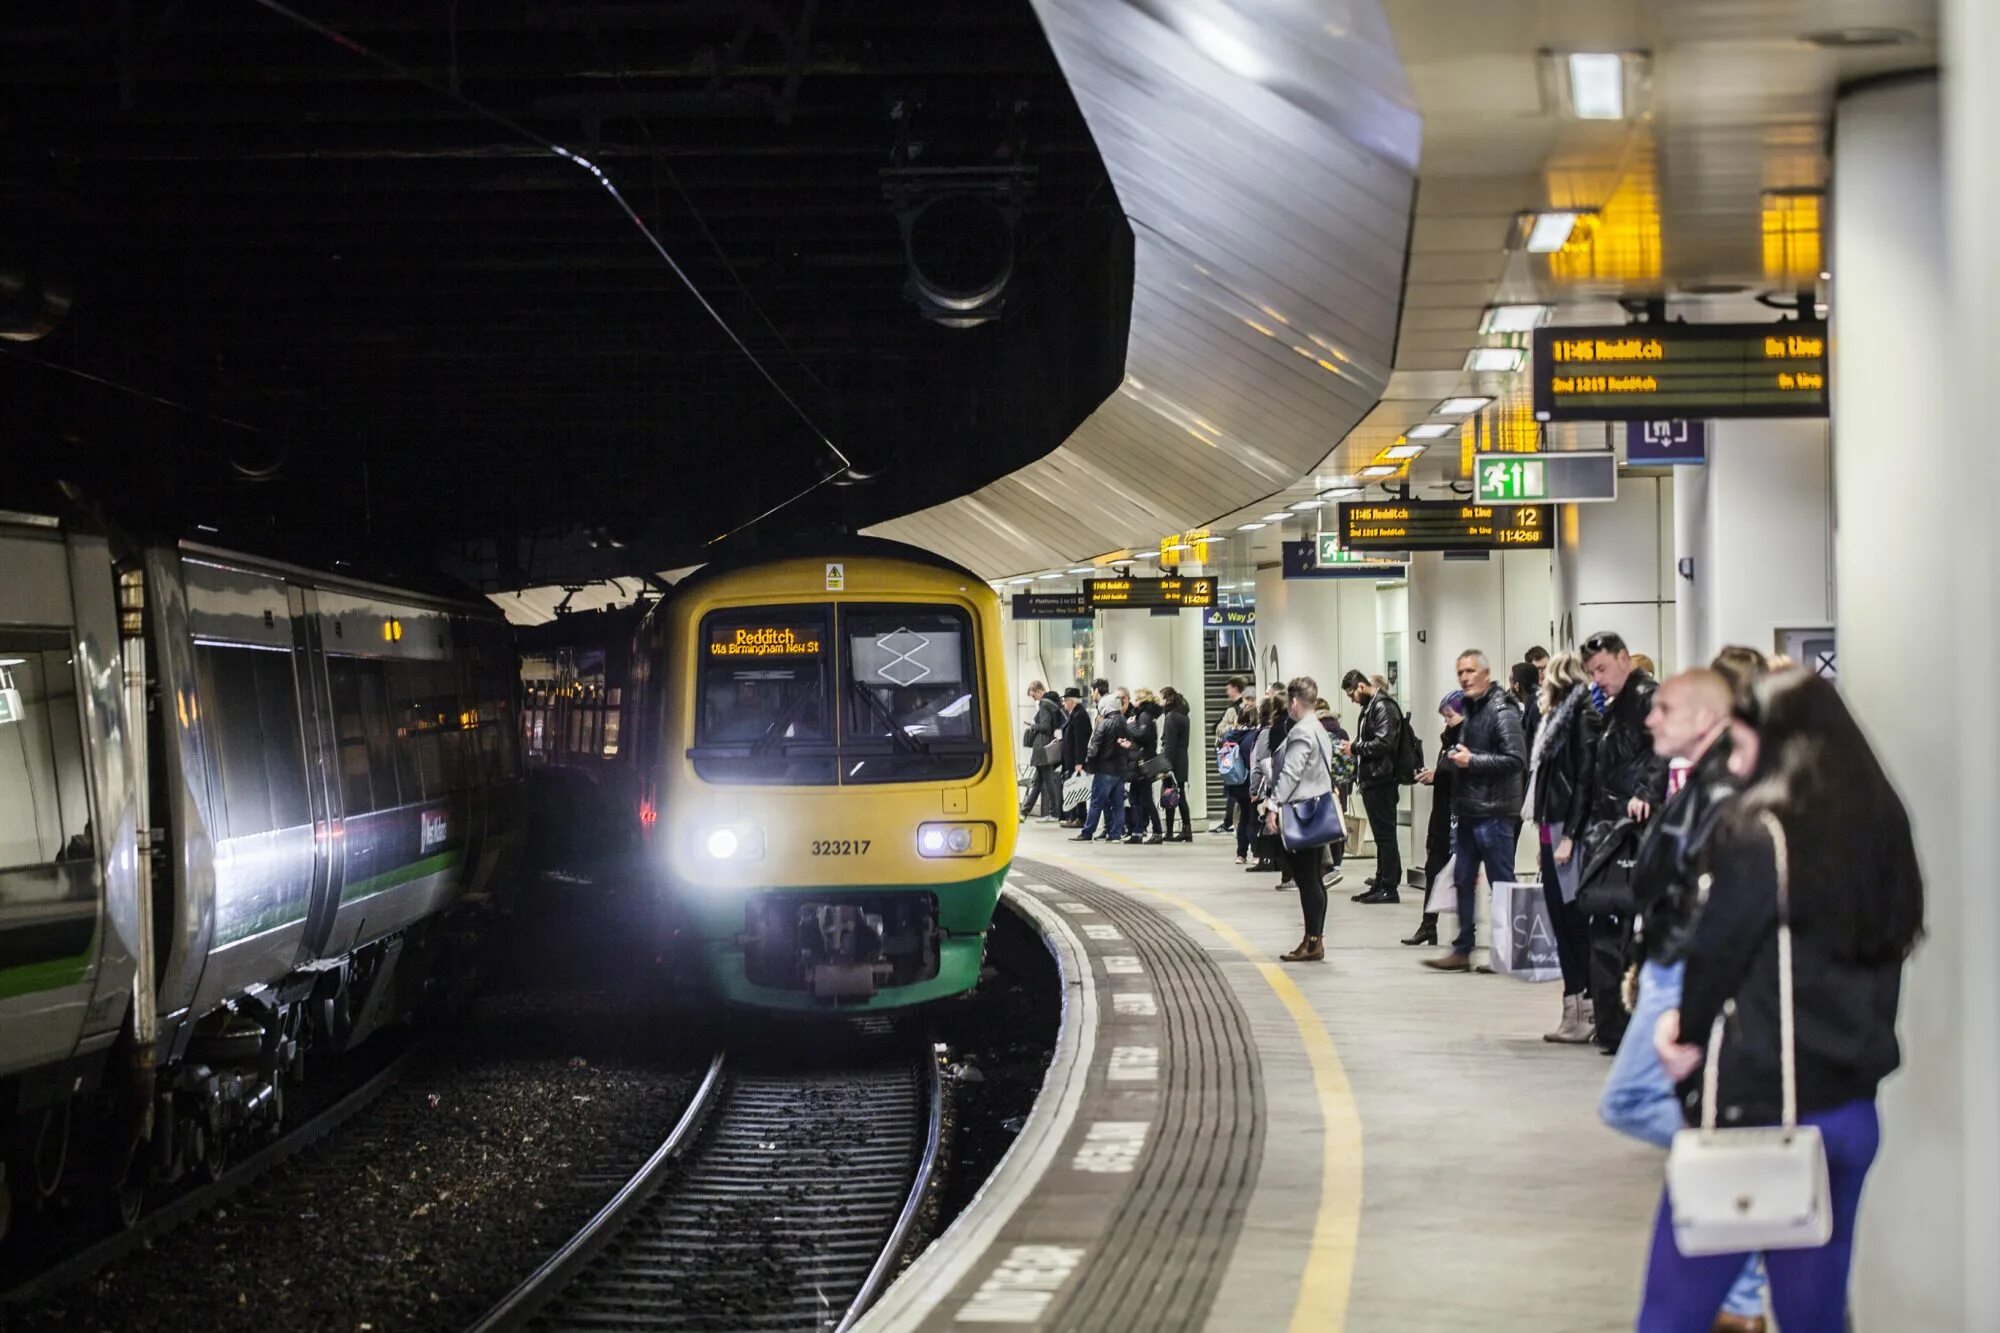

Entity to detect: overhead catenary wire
[246,0,856,536]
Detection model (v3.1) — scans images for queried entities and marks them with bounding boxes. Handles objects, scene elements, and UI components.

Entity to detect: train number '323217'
[811,839,871,856]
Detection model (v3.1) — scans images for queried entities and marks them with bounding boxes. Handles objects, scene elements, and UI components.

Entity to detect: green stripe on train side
[0,930,98,1001]
[339,847,467,904]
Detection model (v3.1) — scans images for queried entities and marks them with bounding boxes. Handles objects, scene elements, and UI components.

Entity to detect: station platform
[863,823,1665,1333]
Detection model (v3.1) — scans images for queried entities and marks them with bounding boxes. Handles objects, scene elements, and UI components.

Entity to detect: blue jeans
[1449,816,1519,953]
[1639,1099,1878,1331]
[1604,960,1766,1321]
[1081,772,1126,840]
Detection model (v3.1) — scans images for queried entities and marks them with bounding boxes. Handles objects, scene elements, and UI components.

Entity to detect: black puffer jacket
[1085,710,1131,778]
[1125,702,1161,778]
[1425,720,1462,861]
[1678,813,1906,1126]
[1351,691,1403,790]
[1589,670,1669,826]
[1530,684,1600,840]
[1631,734,1738,966]
[1160,698,1191,780]
[1450,687,1526,820]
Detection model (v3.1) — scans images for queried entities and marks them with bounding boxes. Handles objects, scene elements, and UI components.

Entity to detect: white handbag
[1664,814,1832,1257]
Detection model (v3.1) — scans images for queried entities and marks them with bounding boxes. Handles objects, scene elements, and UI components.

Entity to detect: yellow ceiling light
[1762,190,1824,284]
[1544,147,1662,285]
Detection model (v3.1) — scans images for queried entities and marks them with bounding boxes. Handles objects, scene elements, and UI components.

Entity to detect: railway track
[0,1042,422,1310]
[472,1028,944,1333]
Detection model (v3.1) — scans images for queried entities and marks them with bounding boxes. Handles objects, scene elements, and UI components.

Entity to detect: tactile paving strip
[935,858,1263,1332]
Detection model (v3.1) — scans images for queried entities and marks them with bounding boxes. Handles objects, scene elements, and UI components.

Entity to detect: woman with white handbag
[1639,670,1924,1332]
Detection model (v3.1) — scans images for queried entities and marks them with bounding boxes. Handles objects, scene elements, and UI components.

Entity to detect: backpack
[1389,699,1422,784]
[1216,736,1249,785]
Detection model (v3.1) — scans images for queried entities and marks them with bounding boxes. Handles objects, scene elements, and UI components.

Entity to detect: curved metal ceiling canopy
[869,0,1420,577]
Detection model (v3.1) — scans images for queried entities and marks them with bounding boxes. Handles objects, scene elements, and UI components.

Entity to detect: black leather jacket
[1425,721,1462,860]
[1630,735,1737,966]
[1085,711,1131,778]
[1351,691,1402,790]
[1588,671,1668,827]
[1450,688,1526,820]
[1531,685,1600,840]
[1679,813,1906,1126]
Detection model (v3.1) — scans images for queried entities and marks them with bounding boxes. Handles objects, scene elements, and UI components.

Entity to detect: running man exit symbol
[1477,458,1544,502]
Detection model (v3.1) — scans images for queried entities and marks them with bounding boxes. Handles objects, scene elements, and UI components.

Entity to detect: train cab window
[194,643,311,839]
[692,609,835,785]
[0,632,93,869]
[840,606,984,784]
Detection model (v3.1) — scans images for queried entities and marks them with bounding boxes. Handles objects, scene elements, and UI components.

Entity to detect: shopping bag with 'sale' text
[1488,880,1562,983]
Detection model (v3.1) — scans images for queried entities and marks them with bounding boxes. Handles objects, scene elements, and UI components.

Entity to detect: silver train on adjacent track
[0,510,523,1237]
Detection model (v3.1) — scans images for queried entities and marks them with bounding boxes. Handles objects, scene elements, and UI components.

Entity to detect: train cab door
[290,586,346,964]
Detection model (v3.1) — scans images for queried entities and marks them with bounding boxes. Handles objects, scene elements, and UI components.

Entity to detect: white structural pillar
[1835,68,1998,1329]
[1557,477,1678,672]
[1673,420,1834,668]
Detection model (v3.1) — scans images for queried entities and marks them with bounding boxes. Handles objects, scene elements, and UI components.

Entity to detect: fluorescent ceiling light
[1435,396,1493,416]
[1288,499,1325,510]
[1480,304,1549,334]
[1009,577,1034,584]
[1131,550,1159,559]
[1236,522,1266,531]
[1465,347,1525,373]
[1382,444,1426,461]
[1406,422,1456,439]
[1260,512,1290,522]
[1037,573,1064,579]
[1067,566,1093,574]
[1320,486,1363,499]
[1568,52,1625,119]
[1360,464,1402,478]
[1525,212,1580,252]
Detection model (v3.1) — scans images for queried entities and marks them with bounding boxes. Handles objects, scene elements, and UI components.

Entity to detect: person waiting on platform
[1598,664,1767,1331]
[1074,694,1131,842]
[1340,669,1407,904]
[1158,686,1194,843]
[1525,644,1550,685]
[1578,631,1669,1051]
[1263,676,1337,964]
[1246,696,1290,883]
[1121,688,1165,845]
[1637,669,1921,1333]
[1058,687,1091,826]
[1020,680,1065,822]
[1423,649,1526,973]
[1526,650,1601,1043]
[1212,675,1254,833]
[1401,691,1464,949]
[1509,660,1543,753]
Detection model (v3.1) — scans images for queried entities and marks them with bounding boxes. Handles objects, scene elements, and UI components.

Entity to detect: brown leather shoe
[1710,1315,1767,1333]
[1280,935,1325,963]
[1422,951,1471,972]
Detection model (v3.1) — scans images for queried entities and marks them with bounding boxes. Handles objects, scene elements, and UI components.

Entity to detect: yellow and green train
[626,539,1016,1011]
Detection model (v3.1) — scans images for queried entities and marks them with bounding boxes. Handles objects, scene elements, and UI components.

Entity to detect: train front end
[644,550,1014,1011]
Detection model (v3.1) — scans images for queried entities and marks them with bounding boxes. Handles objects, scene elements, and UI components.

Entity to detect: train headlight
[916,822,993,858]
[701,824,765,862]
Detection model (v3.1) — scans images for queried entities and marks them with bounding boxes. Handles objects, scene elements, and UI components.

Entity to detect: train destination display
[1338,500,1553,553]
[1531,321,1829,421]
[1085,576,1217,609]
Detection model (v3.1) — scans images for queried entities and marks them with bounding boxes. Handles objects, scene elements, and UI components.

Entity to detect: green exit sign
[1472,450,1618,505]
[1476,457,1546,502]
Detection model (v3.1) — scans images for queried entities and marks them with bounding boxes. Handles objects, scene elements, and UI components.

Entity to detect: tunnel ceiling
[0,1,1131,590]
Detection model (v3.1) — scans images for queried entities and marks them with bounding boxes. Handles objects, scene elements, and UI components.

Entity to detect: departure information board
[1338,501,1553,553]
[1085,576,1217,609]
[1531,321,1829,421]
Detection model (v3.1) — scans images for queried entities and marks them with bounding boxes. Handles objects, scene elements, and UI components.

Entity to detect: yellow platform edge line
[1040,848,1363,1333]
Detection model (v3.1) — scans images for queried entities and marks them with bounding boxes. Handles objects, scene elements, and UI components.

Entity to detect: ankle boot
[1281,934,1324,963]
[1545,994,1591,1043]
[1400,916,1438,947]
[1579,995,1597,1042]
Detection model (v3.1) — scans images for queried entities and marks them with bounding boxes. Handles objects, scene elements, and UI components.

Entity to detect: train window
[692,608,835,785]
[839,606,984,784]
[194,643,311,839]
[328,656,403,813]
[385,659,452,800]
[0,632,92,869]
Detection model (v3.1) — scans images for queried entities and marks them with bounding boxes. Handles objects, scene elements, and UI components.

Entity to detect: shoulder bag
[1664,813,1832,1256]
[1278,730,1345,850]
[1138,752,1173,778]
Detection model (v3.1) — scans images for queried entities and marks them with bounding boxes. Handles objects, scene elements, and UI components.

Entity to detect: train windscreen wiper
[850,679,929,755]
